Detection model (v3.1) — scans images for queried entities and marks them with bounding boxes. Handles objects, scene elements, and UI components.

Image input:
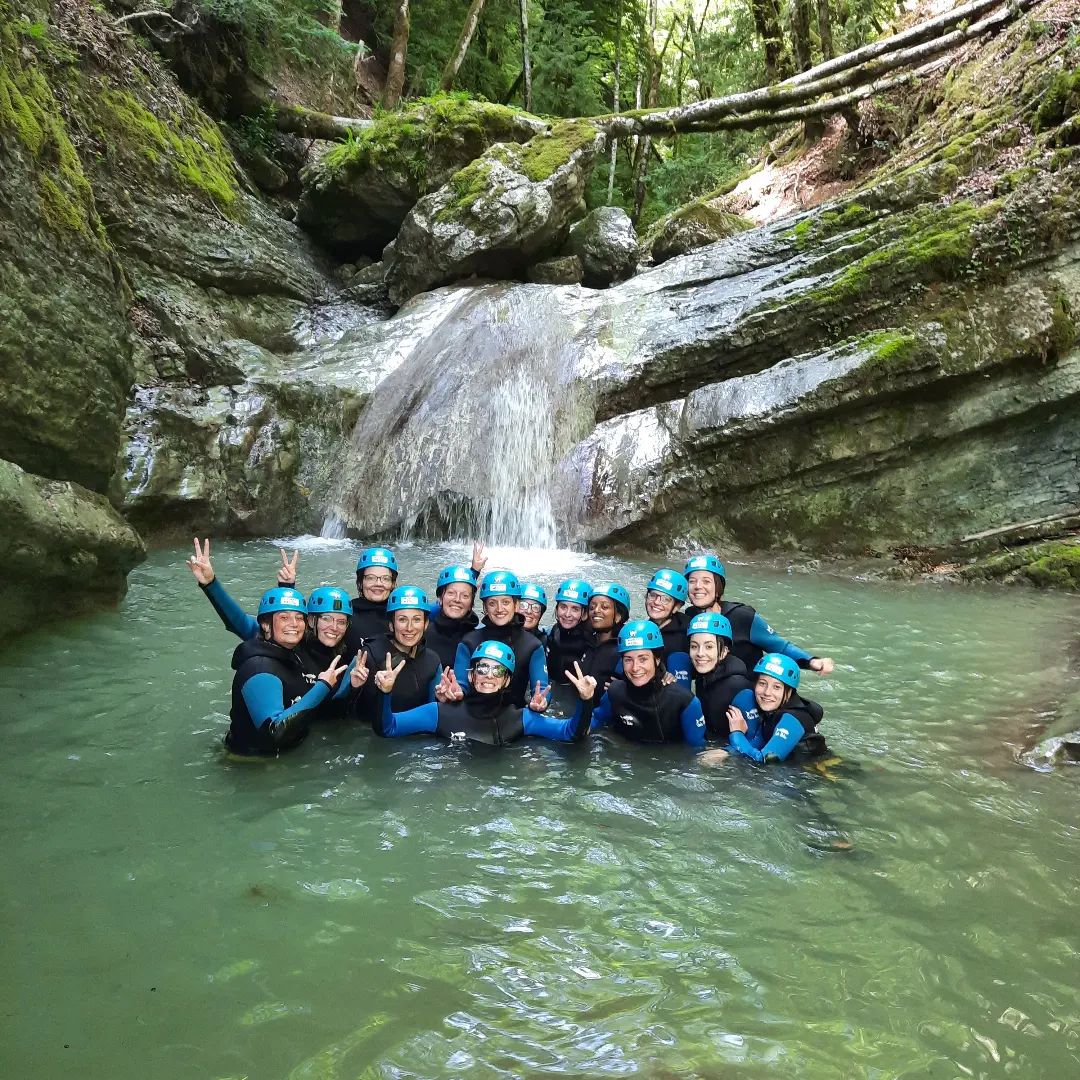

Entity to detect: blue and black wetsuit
[374,688,593,746]
[693,656,754,742]
[424,607,479,669]
[354,632,441,722]
[200,577,354,717]
[590,677,706,747]
[226,639,333,755]
[657,612,691,687]
[727,687,826,763]
[342,596,390,656]
[581,632,623,692]
[687,601,815,672]
[454,619,549,708]
[545,624,590,686]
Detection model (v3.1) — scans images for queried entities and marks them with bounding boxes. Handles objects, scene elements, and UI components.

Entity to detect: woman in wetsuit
[643,569,691,687]
[589,621,707,747]
[726,652,826,763]
[374,641,596,747]
[687,612,753,743]
[225,588,349,755]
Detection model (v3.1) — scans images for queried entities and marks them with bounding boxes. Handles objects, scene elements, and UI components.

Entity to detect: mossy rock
[298,93,546,257]
[646,196,752,264]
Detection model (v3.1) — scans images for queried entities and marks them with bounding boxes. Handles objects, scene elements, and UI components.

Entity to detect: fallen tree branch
[598,0,1036,137]
[113,8,196,31]
[272,104,372,140]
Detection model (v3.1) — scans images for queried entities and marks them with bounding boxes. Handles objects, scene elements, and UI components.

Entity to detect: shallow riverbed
[2,539,1079,1078]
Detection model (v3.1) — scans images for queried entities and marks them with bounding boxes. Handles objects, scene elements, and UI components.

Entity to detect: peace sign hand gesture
[374,652,407,693]
[349,650,370,690]
[528,681,551,712]
[565,662,597,701]
[187,538,215,586]
[319,653,349,689]
[277,547,299,586]
[471,540,488,575]
[435,667,465,703]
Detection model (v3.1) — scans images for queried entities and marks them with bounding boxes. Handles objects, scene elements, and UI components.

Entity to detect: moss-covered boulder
[528,255,584,285]
[0,11,133,492]
[385,120,602,303]
[563,206,639,287]
[298,95,547,258]
[645,196,753,265]
[0,457,145,623]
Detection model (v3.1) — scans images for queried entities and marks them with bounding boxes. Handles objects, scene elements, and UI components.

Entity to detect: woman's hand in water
[726,705,748,734]
[318,654,349,689]
[470,540,488,575]
[374,653,407,693]
[565,662,597,701]
[809,657,835,675]
[435,667,465,703]
[277,547,299,586]
[698,748,730,767]
[349,650,369,690]
[528,682,551,712]
[187,538,215,585]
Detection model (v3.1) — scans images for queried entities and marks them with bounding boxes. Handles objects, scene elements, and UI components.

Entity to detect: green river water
[2,539,1079,1079]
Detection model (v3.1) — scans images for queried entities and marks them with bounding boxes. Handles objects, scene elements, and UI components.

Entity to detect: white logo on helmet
[625,636,646,649]
[399,593,420,606]
[280,595,302,607]
[489,583,507,593]
[688,557,707,569]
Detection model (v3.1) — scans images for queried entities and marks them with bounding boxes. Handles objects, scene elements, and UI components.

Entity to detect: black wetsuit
[354,632,441,722]
[693,655,754,742]
[425,608,479,669]
[343,595,390,656]
[454,618,548,708]
[545,624,590,686]
[591,676,707,746]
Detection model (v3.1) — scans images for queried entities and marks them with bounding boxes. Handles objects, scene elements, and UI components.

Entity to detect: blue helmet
[520,582,548,610]
[618,620,664,653]
[356,547,398,574]
[591,581,631,615]
[688,612,733,641]
[470,640,516,673]
[436,564,477,594]
[479,570,522,600]
[258,587,307,616]
[646,568,688,603]
[307,587,351,616]
[684,553,726,583]
[753,652,800,690]
[387,585,430,613]
[555,578,592,606]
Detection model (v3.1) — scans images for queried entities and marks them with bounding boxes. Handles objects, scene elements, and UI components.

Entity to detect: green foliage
[518,118,598,180]
[1020,543,1080,590]
[195,0,360,76]
[1035,69,1080,132]
[530,0,608,116]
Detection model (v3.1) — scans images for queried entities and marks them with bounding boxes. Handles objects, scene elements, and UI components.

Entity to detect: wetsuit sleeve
[453,642,471,685]
[523,698,594,742]
[201,578,259,640]
[588,693,613,732]
[241,672,331,745]
[666,651,691,687]
[681,697,707,748]
[375,693,439,738]
[749,613,812,665]
[529,646,549,690]
[730,713,806,763]
[332,656,356,700]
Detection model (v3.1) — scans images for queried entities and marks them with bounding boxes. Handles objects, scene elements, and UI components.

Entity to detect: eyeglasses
[473,661,510,678]
[646,590,675,604]
[316,614,349,629]
[517,600,542,614]
[363,573,394,585]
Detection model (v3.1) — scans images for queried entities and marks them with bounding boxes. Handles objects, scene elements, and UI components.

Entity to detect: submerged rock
[564,206,639,287]
[385,120,602,304]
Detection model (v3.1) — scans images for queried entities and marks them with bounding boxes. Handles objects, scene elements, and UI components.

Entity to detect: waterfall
[323,284,598,547]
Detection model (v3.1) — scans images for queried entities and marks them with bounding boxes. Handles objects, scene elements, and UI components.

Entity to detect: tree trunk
[518,0,533,111]
[749,0,792,83]
[790,0,815,73]
[631,0,660,223]
[817,0,835,62]
[381,0,410,109]
[272,104,371,140]
[440,0,488,91]
[607,0,622,203]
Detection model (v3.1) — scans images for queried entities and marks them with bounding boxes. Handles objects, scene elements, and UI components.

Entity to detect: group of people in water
[187,540,836,764]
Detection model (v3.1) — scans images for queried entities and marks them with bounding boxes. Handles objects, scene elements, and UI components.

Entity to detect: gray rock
[646,199,753,264]
[527,255,584,285]
[385,122,602,304]
[564,206,638,287]
[351,260,386,286]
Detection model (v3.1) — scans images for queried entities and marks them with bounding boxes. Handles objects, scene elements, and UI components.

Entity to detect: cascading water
[322,283,600,548]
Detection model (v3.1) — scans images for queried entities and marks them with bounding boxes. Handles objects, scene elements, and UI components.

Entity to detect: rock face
[385,121,602,304]
[298,96,546,258]
[645,197,753,264]
[528,255,584,285]
[563,206,639,287]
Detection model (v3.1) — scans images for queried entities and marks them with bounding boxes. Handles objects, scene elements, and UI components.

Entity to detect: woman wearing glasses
[373,642,596,747]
